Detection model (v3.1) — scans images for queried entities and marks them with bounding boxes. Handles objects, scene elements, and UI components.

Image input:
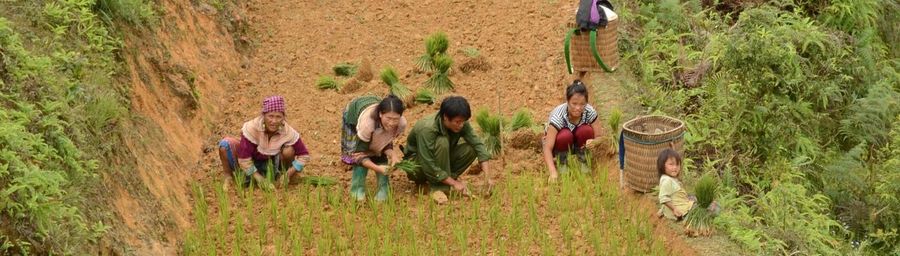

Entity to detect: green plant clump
[380,67,411,99]
[475,109,502,155]
[509,108,535,132]
[316,75,341,91]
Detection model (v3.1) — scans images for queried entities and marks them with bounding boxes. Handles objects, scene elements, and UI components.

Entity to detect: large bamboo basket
[620,115,685,192]
[567,19,619,72]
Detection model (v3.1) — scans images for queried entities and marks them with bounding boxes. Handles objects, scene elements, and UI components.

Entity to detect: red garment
[262,95,286,114]
[553,125,594,152]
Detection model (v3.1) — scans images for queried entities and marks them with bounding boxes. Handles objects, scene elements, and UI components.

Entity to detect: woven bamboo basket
[621,115,684,192]
[567,19,619,72]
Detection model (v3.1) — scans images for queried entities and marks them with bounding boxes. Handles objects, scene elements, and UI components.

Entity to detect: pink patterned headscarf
[262,95,286,114]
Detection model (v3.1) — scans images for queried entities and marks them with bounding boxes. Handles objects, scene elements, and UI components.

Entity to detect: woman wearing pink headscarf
[217,95,310,191]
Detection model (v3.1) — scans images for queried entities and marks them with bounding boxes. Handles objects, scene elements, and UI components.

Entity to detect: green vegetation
[425,54,454,93]
[332,62,358,77]
[620,0,899,254]
[182,164,672,255]
[475,109,503,155]
[684,173,717,236]
[414,89,435,105]
[315,75,340,91]
[393,160,420,175]
[416,32,449,72]
[0,0,156,254]
[508,108,535,132]
[379,67,411,99]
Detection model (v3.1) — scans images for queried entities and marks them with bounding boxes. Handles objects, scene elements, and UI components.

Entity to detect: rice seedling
[380,67,411,99]
[316,75,340,91]
[684,173,718,236]
[425,54,455,93]
[414,89,435,105]
[508,108,535,131]
[393,159,420,175]
[333,62,358,77]
[475,108,502,155]
[416,32,450,72]
[299,176,338,186]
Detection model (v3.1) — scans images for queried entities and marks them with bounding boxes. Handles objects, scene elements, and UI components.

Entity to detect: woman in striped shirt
[543,80,603,181]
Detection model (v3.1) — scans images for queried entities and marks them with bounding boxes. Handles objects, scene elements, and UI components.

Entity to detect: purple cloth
[262,95,286,114]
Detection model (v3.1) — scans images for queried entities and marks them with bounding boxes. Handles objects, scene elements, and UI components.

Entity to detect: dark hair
[375,94,405,115]
[657,148,682,176]
[438,96,471,120]
[566,80,589,101]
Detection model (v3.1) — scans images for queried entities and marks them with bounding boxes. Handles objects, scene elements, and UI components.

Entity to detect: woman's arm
[543,127,559,180]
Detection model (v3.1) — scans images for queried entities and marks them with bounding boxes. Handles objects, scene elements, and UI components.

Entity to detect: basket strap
[564,29,577,74]
[621,132,684,145]
[588,30,614,73]
[618,130,625,170]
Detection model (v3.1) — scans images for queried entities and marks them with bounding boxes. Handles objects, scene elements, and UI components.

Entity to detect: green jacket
[405,114,492,181]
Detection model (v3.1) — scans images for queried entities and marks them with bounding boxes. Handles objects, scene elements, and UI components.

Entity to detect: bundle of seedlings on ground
[476,109,502,155]
[684,173,718,236]
[508,108,535,131]
[416,32,449,72]
[316,75,340,91]
[414,89,435,105]
[393,160,420,175]
[587,107,623,158]
[459,47,491,73]
[339,78,363,94]
[300,176,338,186]
[426,54,454,93]
[356,59,373,82]
[333,62,358,77]
[380,67,411,99]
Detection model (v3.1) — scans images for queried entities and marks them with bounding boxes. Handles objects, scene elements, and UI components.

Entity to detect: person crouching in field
[543,80,603,182]
[403,96,492,204]
[217,95,310,192]
[340,94,407,202]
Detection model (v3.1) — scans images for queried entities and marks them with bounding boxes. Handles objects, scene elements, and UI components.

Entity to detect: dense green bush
[0,0,154,253]
[621,0,899,254]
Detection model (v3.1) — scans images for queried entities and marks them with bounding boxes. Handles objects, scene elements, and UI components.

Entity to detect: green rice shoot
[380,67,411,99]
[415,89,435,105]
[333,62,358,77]
[426,54,454,94]
[509,108,534,132]
[476,108,502,155]
[393,160,420,175]
[316,75,341,91]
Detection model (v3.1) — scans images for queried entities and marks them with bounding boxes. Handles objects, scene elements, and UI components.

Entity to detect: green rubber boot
[350,165,367,201]
[375,173,390,202]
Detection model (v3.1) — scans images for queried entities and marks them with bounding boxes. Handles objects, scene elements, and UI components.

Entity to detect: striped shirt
[548,103,598,131]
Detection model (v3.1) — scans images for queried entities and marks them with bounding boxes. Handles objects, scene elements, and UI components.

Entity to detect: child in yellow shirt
[657,149,695,220]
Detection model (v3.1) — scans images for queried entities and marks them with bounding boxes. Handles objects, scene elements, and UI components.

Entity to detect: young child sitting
[656,149,694,220]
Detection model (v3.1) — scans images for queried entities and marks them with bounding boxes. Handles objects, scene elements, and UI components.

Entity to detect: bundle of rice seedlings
[425,54,454,94]
[416,32,449,72]
[684,173,719,236]
[333,62,358,77]
[607,107,623,139]
[414,89,435,105]
[393,160,420,175]
[475,109,502,155]
[356,59,373,82]
[299,176,338,186]
[339,78,363,94]
[316,75,340,91]
[380,67,411,99]
[509,108,534,132]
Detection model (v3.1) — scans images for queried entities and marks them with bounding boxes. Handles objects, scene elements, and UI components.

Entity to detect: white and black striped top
[547,103,598,131]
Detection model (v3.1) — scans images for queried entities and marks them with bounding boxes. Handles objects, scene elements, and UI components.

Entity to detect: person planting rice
[543,80,603,181]
[403,96,492,204]
[217,95,310,191]
[339,94,407,202]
